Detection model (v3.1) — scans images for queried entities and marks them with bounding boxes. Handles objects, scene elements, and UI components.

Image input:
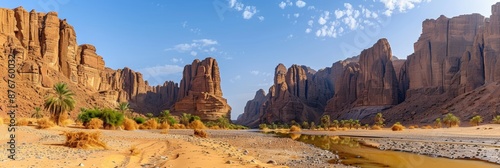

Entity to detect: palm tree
[31,107,44,119]
[44,83,75,125]
[320,115,331,129]
[443,113,460,128]
[375,113,385,126]
[469,115,483,126]
[117,102,129,114]
[493,115,500,124]
[434,118,442,128]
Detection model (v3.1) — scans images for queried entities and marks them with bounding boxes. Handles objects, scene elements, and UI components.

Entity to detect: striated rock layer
[239,2,500,127]
[0,7,228,120]
[171,58,231,120]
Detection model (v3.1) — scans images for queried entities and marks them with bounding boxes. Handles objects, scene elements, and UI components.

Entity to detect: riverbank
[0,125,347,168]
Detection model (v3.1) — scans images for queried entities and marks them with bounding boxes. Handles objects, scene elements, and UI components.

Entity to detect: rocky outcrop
[171,58,231,120]
[406,14,485,95]
[235,89,267,127]
[0,7,192,118]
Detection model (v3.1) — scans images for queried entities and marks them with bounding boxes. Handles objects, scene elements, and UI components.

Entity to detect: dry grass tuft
[290,125,301,132]
[328,127,337,131]
[140,119,158,129]
[129,146,140,156]
[391,124,405,131]
[371,125,382,130]
[408,126,415,129]
[422,125,433,129]
[37,118,55,129]
[123,118,138,131]
[63,131,107,149]
[209,125,221,129]
[61,119,75,127]
[86,118,103,129]
[159,122,170,129]
[172,124,186,129]
[188,120,206,129]
[194,129,208,138]
[16,118,29,126]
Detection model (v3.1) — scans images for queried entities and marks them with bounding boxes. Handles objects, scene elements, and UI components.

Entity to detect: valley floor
[1,124,499,168]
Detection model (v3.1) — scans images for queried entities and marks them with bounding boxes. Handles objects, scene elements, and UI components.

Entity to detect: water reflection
[276,133,499,168]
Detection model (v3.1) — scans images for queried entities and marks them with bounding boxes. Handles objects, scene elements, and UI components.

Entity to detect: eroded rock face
[172,58,231,120]
[0,7,182,117]
[235,89,267,127]
[254,63,335,125]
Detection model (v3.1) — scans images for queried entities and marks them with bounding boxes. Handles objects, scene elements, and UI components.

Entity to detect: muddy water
[278,133,499,168]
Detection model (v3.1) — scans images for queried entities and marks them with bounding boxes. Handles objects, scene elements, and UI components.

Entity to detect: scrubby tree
[100,108,124,129]
[492,115,500,124]
[310,122,316,130]
[44,83,75,125]
[375,113,385,126]
[321,115,331,129]
[301,121,310,129]
[443,113,460,127]
[434,118,442,128]
[117,102,129,113]
[332,120,339,128]
[31,107,44,119]
[158,110,177,125]
[469,115,483,126]
[354,120,361,129]
[145,113,154,119]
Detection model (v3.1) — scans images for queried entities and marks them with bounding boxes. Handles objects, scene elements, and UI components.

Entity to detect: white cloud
[258,16,265,21]
[250,71,260,75]
[318,11,329,25]
[279,1,287,9]
[294,13,300,18]
[193,39,218,46]
[307,6,315,10]
[335,10,345,19]
[140,65,184,78]
[171,58,183,63]
[296,0,306,8]
[308,20,314,26]
[379,0,430,16]
[230,75,242,83]
[318,17,327,25]
[190,51,198,56]
[305,28,312,33]
[243,6,257,19]
[166,39,218,55]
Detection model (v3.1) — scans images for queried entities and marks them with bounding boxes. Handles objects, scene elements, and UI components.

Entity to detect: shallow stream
[275,133,500,168]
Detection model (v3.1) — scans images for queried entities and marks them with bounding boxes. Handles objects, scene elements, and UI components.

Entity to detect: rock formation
[0,7,227,120]
[236,89,267,127]
[171,58,231,120]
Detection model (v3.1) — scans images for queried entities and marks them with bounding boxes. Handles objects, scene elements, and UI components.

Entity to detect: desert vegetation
[443,113,461,128]
[290,125,301,132]
[63,131,107,149]
[391,122,405,131]
[36,118,55,129]
[194,129,208,138]
[44,83,75,125]
[492,115,500,124]
[77,108,124,129]
[31,107,44,119]
[469,115,483,126]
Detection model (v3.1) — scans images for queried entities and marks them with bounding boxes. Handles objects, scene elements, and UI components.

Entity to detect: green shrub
[158,110,177,125]
[134,117,146,124]
[443,113,460,127]
[100,108,124,129]
[469,115,483,126]
[259,123,268,130]
[77,108,103,125]
[493,115,500,124]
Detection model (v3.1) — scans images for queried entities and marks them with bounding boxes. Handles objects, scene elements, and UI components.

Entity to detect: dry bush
[209,125,221,129]
[16,118,29,126]
[172,124,186,129]
[129,146,140,156]
[140,119,158,129]
[37,118,55,129]
[340,127,348,131]
[422,125,433,129]
[408,126,415,129]
[159,122,170,129]
[290,125,301,132]
[86,118,103,129]
[413,125,419,128]
[188,120,206,129]
[328,127,337,131]
[391,124,405,131]
[371,125,382,130]
[0,117,3,125]
[123,118,138,131]
[61,119,75,127]
[194,129,208,138]
[64,131,107,149]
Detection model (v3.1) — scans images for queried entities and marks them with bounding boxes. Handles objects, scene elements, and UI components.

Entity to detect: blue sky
[1,0,499,119]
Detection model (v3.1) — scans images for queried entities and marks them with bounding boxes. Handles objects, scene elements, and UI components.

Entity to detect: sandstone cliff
[235,89,267,127]
[171,58,231,120]
[0,7,227,119]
